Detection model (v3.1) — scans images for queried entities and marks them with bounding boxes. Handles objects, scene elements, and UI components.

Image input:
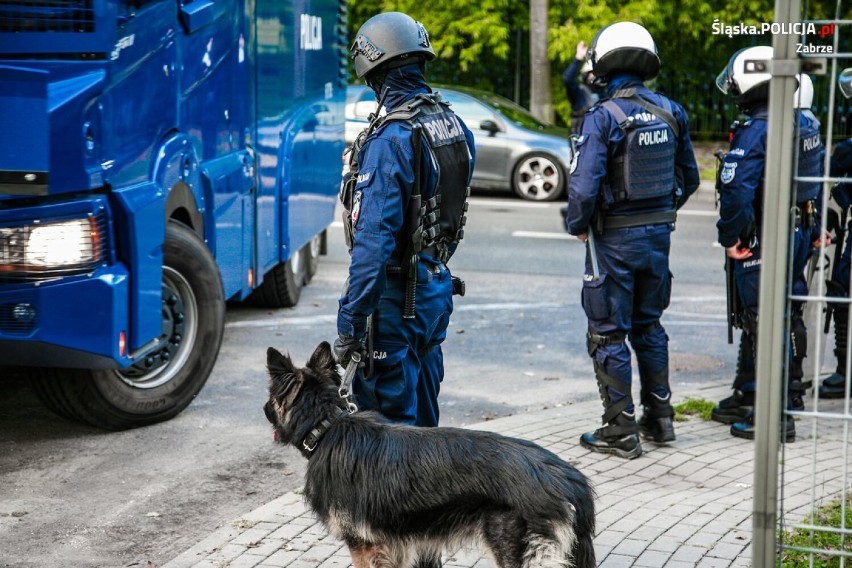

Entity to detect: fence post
[752,1,801,565]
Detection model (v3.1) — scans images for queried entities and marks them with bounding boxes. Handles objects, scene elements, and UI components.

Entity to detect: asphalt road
[0,186,741,567]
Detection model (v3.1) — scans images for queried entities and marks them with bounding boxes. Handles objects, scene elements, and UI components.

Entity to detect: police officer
[336,12,476,437]
[562,41,600,134]
[712,73,821,423]
[819,138,852,398]
[565,22,700,459]
[715,48,824,442]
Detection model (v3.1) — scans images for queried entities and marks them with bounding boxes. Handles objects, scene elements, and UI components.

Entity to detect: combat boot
[820,304,849,399]
[712,389,755,424]
[580,412,642,459]
[730,411,796,443]
[712,332,755,423]
[639,392,676,443]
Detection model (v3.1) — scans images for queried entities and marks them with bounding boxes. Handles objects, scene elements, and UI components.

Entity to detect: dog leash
[338,352,360,414]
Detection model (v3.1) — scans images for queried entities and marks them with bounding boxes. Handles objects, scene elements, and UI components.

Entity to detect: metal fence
[756,2,852,566]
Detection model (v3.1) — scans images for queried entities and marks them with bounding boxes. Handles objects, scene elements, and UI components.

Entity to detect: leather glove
[333,335,366,368]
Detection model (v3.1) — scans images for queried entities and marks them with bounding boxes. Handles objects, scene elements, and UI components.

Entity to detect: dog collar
[302,407,348,453]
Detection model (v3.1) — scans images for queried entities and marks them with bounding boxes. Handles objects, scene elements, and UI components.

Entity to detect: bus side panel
[252,0,342,280]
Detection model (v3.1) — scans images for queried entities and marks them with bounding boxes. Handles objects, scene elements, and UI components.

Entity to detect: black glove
[333,335,366,368]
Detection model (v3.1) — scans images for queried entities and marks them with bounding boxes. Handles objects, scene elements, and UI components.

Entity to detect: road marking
[512,231,573,240]
[469,198,552,209]
[226,298,724,329]
[679,209,718,217]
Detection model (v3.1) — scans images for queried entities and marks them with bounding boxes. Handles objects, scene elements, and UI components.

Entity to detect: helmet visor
[840,68,852,100]
[716,67,733,95]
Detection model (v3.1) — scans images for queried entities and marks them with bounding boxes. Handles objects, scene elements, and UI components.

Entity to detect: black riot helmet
[350,12,436,87]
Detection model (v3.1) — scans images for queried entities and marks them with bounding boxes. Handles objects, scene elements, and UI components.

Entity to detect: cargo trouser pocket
[581,274,610,321]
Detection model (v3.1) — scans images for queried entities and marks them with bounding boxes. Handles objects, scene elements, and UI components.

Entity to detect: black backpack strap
[600,99,630,127]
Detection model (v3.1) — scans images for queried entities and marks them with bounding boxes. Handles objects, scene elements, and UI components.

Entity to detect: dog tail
[571,529,596,568]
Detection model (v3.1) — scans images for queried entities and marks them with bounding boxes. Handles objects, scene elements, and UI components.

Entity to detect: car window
[439,92,495,129]
[478,92,551,130]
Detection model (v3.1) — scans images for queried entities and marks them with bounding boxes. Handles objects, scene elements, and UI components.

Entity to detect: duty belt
[602,209,677,231]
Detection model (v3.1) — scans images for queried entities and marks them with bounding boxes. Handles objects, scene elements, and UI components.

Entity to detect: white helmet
[588,22,660,81]
[793,74,814,109]
[716,46,774,106]
[840,68,852,100]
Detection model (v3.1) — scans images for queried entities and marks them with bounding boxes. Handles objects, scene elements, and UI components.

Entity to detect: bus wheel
[249,248,305,308]
[31,221,225,430]
[304,233,321,284]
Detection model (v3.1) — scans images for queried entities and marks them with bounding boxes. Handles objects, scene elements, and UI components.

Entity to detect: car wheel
[511,153,564,201]
[31,221,225,430]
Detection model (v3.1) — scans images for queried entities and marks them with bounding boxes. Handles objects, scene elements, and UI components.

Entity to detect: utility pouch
[339,171,358,255]
[452,276,465,297]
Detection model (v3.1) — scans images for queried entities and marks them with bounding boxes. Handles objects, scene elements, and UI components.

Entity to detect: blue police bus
[0,0,346,429]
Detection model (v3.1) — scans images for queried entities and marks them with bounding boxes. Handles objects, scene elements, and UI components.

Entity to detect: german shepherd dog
[264,342,596,568]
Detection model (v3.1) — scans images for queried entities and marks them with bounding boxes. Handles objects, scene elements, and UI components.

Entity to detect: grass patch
[673,398,715,422]
[780,496,852,566]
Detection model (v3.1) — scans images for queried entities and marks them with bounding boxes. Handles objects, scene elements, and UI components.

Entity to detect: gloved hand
[333,335,366,368]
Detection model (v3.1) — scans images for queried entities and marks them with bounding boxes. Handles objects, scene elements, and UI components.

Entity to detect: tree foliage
[347,0,849,138]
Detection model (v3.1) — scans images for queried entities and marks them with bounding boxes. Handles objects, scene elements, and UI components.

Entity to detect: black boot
[580,412,642,459]
[582,333,642,459]
[730,411,796,443]
[639,386,675,443]
[820,305,849,398]
[788,305,807,411]
[712,332,756,424]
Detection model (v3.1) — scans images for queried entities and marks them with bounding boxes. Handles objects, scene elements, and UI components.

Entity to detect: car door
[440,90,512,188]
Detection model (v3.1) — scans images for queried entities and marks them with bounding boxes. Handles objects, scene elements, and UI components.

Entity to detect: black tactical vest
[410,100,471,255]
[796,110,823,203]
[340,93,471,262]
[601,95,678,204]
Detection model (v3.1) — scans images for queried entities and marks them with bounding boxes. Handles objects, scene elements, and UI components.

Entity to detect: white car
[346,84,575,202]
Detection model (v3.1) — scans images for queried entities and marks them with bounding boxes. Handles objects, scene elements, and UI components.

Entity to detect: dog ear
[307,341,337,372]
[267,347,304,409]
[267,347,296,375]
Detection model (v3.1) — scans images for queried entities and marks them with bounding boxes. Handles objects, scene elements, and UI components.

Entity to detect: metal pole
[752,1,801,565]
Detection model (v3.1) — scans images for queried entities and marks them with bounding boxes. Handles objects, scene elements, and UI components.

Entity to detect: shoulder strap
[600,99,630,126]
[606,88,680,138]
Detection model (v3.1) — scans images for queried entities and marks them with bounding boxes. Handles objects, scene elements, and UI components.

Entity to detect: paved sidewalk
[163,381,847,568]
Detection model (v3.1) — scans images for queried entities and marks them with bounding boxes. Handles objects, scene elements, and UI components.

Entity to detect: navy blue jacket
[565,75,700,235]
[563,58,597,114]
[337,67,476,339]
[832,139,852,210]
[717,107,824,248]
[717,105,768,248]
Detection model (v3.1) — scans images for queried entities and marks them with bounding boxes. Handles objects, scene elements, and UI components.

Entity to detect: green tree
[347,1,850,137]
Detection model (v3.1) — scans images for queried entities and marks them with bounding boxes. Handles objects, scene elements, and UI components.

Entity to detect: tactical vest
[341,92,471,263]
[600,94,678,204]
[796,109,822,203]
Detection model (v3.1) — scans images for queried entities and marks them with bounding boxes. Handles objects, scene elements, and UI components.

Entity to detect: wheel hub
[120,284,187,381]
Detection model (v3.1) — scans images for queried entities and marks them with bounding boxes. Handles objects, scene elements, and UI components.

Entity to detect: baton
[586,230,601,281]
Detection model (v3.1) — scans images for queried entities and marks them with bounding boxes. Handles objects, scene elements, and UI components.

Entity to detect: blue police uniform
[830,140,852,290]
[338,66,475,427]
[818,139,852,398]
[563,59,599,134]
[717,105,823,410]
[566,74,700,430]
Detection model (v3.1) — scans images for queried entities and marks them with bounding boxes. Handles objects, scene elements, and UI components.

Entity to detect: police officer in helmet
[336,12,475,445]
[565,21,700,459]
[714,47,824,442]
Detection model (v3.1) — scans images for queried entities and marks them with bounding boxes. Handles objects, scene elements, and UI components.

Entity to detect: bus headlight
[26,218,97,266]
